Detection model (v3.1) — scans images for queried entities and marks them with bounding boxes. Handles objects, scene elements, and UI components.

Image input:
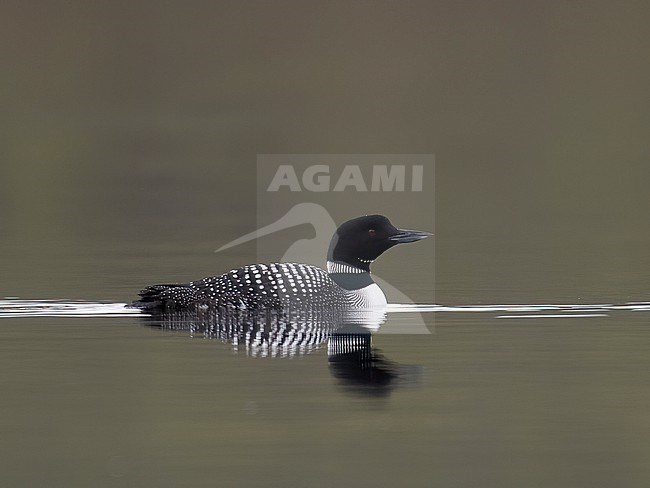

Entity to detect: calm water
[2,290,650,487]
[3,1,650,486]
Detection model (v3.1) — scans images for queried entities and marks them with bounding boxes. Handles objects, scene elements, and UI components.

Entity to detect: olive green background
[1,2,649,487]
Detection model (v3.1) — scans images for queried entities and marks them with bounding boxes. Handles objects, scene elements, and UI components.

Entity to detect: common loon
[131,215,431,312]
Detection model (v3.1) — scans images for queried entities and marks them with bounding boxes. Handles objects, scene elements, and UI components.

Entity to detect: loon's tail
[130,283,199,311]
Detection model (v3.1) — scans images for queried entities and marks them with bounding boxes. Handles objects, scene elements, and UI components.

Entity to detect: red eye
[368,229,376,237]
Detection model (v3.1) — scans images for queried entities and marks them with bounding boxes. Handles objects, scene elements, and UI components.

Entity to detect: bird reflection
[140,306,420,396]
[327,327,399,397]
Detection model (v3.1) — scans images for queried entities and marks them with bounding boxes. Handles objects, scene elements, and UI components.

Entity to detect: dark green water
[2,1,650,486]
[2,304,650,487]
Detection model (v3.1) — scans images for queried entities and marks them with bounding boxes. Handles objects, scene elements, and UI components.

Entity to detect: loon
[131,215,431,312]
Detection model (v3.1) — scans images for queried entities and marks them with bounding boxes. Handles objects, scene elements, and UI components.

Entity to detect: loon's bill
[388,229,433,244]
[131,214,431,313]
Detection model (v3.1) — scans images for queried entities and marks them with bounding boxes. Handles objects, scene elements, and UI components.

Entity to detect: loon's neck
[326,260,374,290]
[326,260,387,309]
[326,261,368,274]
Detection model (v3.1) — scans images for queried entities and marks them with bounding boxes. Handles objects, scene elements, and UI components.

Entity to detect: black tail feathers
[130,283,198,311]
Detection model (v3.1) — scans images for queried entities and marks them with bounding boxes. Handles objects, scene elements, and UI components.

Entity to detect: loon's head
[327,215,431,272]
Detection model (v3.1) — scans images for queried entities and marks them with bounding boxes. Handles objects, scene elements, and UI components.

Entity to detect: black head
[327,215,432,271]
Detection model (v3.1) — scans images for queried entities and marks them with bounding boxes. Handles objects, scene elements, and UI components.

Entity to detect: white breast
[347,283,387,309]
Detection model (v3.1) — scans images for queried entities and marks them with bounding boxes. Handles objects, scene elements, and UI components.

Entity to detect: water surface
[2,295,650,487]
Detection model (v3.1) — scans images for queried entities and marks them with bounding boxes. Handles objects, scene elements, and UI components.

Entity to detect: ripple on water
[1,299,649,319]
